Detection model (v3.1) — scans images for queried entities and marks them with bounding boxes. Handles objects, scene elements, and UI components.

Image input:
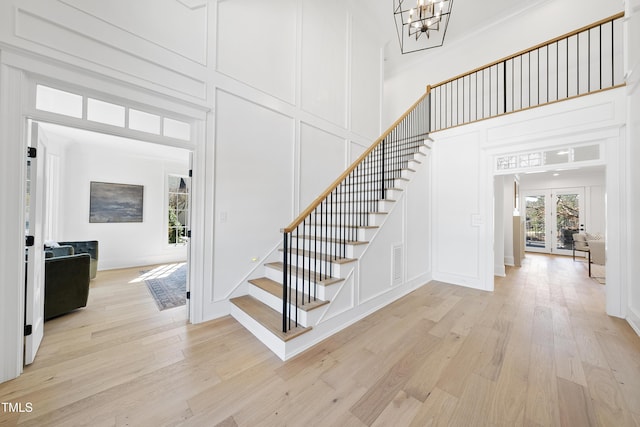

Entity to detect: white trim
[0,63,28,383]
[0,50,210,383]
[627,306,640,337]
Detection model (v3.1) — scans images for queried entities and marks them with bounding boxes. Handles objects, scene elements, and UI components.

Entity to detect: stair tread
[265,262,344,286]
[249,277,329,312]
[278,248,357,264]
[231,295,311,342]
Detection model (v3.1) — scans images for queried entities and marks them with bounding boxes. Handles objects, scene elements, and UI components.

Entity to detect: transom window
[35,84,191,141]
[496,144,601,173]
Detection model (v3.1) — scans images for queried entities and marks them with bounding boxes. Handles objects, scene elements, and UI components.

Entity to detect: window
[163,118,191,141]
[168,174,189,245]
[35,84,192,141]
[129,109,161,134]
[35,85,82,118]
[87,98,125,127]
[495,144,602,172]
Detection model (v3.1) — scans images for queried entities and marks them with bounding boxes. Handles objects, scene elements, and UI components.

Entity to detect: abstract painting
[89,181,144,223]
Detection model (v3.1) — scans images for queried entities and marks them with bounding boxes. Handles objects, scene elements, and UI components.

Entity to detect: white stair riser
[332,189,403,201]
[264,267,339,301]
[288,240,366,258]
[304,212,387,227]
[247,285,321,327]
[294,226,376,241]
[343,175,410,188]
[229,305,285,360]
[277,253,353,278]
[321,199,395,213]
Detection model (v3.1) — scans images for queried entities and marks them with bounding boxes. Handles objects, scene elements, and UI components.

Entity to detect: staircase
[228,12,626,361]
[228,91,431,359]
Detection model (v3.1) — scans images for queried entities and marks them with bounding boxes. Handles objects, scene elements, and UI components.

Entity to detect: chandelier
[394,0,454,54]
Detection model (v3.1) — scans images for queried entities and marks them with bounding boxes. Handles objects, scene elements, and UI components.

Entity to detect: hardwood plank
[447,373,496,427]
[1,255,639,426]
[524,343,560,426]
[557,377,598,427]
[350,319,439,424]
[487,327,530,426]
[370,390,423,427]
[594,330,640,413]
[409,387,459,427]
[582,363,637,427]
[402,331,460,402]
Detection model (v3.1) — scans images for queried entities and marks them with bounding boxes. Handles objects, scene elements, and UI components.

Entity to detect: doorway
[24,121,192,364]
[523,187,586,255]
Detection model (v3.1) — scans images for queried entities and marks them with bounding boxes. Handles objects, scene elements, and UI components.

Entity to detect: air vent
[392,245,403,286]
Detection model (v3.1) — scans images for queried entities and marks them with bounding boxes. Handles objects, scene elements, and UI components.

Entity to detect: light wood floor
[1,254,639,426]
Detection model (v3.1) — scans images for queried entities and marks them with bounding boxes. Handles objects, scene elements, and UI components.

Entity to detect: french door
[524,188,585,255]
[24,121,47,364]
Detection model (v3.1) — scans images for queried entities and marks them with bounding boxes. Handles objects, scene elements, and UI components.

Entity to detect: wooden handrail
[428,11,624,90]
[283,89,431,233]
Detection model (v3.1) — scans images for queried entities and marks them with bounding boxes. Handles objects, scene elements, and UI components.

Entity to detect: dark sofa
[44,253,91,320]
[58,240,99,279]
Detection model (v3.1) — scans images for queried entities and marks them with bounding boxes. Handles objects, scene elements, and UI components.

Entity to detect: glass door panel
[553,189,584,255]
[525,194,547,252]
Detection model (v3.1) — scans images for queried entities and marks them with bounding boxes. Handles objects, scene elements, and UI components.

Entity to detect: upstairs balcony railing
[281,93,430,332]
[429,12,625,131]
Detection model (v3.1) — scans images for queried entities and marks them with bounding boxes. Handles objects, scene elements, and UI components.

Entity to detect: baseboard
[627,306,640,337]
[504,256,514,266]
[494,264,506,277]
[432,272,488,291]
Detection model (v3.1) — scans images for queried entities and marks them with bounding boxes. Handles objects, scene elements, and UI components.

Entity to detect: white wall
[58,140,189,270]
[501,175,517,267]
[625,0,640,334]
[431,89,626,301]
[208,0,385,315]
[383,0,625,127]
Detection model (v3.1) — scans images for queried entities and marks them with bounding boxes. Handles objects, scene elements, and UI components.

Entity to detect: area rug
[141,263,187,311]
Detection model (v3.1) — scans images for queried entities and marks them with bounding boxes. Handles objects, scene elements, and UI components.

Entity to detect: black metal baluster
[557,41,559,101]
[599,25,602,89]
[503,60,507,114]
[282,232,288,332]
[611,20,614,85]
[295,230,299,327]
[588,29,591,93]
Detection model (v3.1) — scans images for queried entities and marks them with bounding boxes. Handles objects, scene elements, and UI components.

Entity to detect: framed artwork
[89,181,144,223]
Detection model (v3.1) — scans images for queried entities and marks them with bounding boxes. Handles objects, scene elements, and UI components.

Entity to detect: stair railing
[429,12,625,131]
[281,91,431,332]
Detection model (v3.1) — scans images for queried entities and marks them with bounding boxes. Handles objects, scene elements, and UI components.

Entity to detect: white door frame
[485,128,626,320]
[522,187,586,256]
[0,52,209,383]
[24,121,48,364]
